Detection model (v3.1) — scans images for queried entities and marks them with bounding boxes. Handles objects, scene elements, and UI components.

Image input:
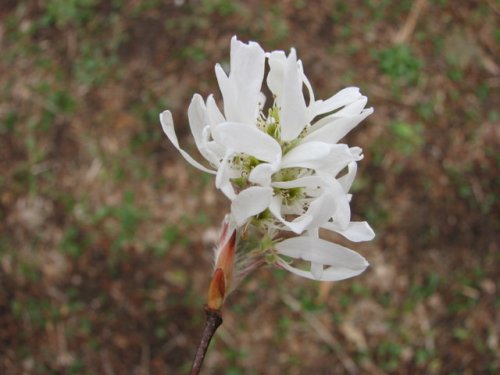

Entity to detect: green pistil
[273,167,301,182]
[264,252,278,265]
[231,176,247,188]
[281,138,300,155]
[244,155,260,170]
[274,186,304,205]
[253,208,273,223]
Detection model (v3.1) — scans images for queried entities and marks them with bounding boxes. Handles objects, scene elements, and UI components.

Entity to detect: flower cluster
[161,36,374,286]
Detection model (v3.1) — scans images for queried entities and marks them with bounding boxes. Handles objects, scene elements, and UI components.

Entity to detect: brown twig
[393,0,427,44]
[189,307,223,375]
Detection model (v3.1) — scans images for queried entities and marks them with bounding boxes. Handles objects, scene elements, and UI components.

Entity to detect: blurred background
[0,0,498,374]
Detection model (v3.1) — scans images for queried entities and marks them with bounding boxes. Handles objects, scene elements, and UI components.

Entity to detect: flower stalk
[189,307,223,375]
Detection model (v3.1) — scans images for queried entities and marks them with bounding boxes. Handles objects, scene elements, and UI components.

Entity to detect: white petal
[303,110,373,145]
[272,175,326,198]
[269,196,312,234]
[271,170,352,228]
[281,141,331,169]
[215,153,236,199]
[231,186,273,226]
[271,175,322,188]
[334,194,351,230]
[322,221,375,242]
[337,162,357,193]
[282,142,357,176]
[248,163,276,186]
[187,94,207,148]
[276,236,365,267]
[303,192,337,230]
[213,122,281,163]
[275,236,369,281]
[323,144,362,177]
[298,60,315,106]
[310,262,324,279]
[292,175,351,230]
[266,50,287,99]
[200,128,223,166]
[310,87,362,118]
[350,146,363,158]
[258,92,266,110]
[216,37,265,124]
[214,63,233,115]
[334,97,369,117]
[280,49,308,141]
[276,258,368,281]
[160,111,216,174]
[188,95,221,166]
[206,94,225,130]
[277,259,366,281]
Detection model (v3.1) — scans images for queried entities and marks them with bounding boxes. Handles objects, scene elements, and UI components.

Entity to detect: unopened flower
[161,36,374,282]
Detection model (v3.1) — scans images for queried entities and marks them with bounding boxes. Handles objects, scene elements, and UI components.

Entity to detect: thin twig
[393,0,427,44]
[189,307,223,375]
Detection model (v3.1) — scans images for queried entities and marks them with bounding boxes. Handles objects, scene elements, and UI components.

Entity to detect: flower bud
[207,268,225,311]
[207,219,236,310]
[215,230,236,292]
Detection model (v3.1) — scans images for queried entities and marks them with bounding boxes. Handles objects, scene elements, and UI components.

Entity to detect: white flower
[161,36,375,282]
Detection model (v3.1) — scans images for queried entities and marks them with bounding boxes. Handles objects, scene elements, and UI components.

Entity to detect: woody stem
[189,307,223,375]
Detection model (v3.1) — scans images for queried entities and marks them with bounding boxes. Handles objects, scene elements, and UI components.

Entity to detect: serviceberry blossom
[161,36,375,283]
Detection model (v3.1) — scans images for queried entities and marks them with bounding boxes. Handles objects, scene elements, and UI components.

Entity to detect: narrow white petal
[321,264,368,281]
[215,153,236,199]
[282,142,357,176]
[334,195,351,230]
[303,110,373,145]
[266,50,287,100]
[248,163,276,186]
[303,193,337,230]
[350,146,363,158]
[280,49,308,141]
[274,174,349,231]
[281,141,331,169]
[323,144,362,177]
[214,63,234,118]
[258,92,266,111]
[276,258,319,280]
[216,37,265,124]
[310,87,362,117]
[310,262,324,279]
[205,144,225,165]
[276,236,367,269]
[272,175,326,191]
[334,97,369,117]
[206,94,226,130]
[298,60,315,106]
[200,128,223,166]
[160,111,216,174]
[230,36,266,96]
[213,122,281,163]
[187,94,207,148]
[188,95,221,166]
[322,221,375,242]
[276,255,368,281]
[231,186,273,226]
[271,176,319,188]
[269,196,312,234]
[337,162,357,193]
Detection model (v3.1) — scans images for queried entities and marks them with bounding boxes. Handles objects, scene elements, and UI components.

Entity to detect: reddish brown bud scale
[207,268,225,311]
[215,230,236,292]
